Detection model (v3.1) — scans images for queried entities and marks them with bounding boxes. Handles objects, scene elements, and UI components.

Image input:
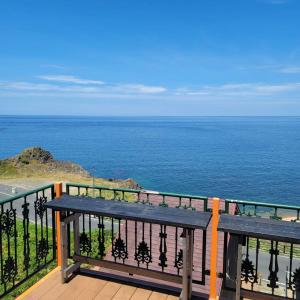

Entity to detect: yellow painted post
[209,197,220,300]
[55,182,63,267]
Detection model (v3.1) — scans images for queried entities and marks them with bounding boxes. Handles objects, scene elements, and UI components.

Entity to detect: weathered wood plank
[130,288,152,300]
[94,281,122,300]
[149,291,168,300]
[112,285,137,300]
[218,214,300,243]
[45,195,211,230]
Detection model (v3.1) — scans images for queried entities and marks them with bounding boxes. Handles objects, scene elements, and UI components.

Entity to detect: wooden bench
[45,195,212,300]
[218,214,300,300]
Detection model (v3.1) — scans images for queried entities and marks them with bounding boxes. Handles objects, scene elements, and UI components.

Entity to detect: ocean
[0,116,299,206]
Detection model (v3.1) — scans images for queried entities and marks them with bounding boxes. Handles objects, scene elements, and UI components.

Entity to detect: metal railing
[65,182,208,286]
[223,199,300,299]
[225,198,300,221]
[1,180,298,299]
[66,182,300,299]
[66,183,209,211]
[0,184,56,298]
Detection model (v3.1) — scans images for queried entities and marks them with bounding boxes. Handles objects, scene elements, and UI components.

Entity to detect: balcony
[0,183,299,300]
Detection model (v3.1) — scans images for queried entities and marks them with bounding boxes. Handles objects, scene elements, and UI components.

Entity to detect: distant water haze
[0,116,299,206]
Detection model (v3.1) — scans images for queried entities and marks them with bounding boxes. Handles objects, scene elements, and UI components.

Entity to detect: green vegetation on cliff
[0,147,141,189]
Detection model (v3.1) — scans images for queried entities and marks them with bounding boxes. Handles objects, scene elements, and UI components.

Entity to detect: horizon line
[0,114,300,118]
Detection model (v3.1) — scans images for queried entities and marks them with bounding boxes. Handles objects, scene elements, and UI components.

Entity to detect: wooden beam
[62,212,80,224]
[73,255,182,284]
[209,197,220,300]
[235,235,242,300]
[55,182,63,267]
[63,262,81,278]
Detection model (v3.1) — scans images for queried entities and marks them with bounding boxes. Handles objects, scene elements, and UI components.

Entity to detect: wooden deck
[19,267,179,300]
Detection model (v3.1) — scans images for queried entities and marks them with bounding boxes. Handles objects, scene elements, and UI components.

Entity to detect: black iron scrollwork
[292,267,300,292]
[159,225,168,270]
[135,240,152,266]
[37,238,49,262]
[97,217,106,258]
[174,249,183,271]
[112,237,128,262]
[80,232,92,254]
[241,257,257,284]
[22,201,30,270]
[2,256,17,283]
[241,237,257,285]
[1,208,16,237]
[267,241,279,291]
[34,196,47,219]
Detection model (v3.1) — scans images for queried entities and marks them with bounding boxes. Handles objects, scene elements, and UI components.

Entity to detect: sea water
[0,116,299,206]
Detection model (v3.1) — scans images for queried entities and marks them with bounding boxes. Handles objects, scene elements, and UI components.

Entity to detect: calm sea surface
[0,116,299,206]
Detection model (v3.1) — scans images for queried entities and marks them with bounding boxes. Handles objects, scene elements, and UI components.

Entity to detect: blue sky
[0,0,300,116]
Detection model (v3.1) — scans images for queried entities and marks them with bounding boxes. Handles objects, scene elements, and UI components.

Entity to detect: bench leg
[60,213,81,283]
[60,221,68,283]
[180,229,193,300]
[73,215,80,256]
[236,236,242,300]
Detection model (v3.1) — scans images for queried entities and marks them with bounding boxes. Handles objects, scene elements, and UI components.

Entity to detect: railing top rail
[225,198,300,210]
[0,183,54,205]
[66,182,209,200]
[66,182,300,210]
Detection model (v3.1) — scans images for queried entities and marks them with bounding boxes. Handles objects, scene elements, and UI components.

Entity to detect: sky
[0,0,300,116]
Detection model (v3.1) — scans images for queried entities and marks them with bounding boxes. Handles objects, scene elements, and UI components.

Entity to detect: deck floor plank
[148,291,168,300]
[22,269,60,300]
[20,269,179,300]
[75,276,107,299]
[130,288,152,300]
[111,285,137,300]
[93,281,122,300]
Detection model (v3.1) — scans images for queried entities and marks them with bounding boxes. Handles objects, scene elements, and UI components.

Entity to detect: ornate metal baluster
[122,191,128,202]
[89,214,92,255]
[80,213,91,254]
[255,238,259,285]
[1,205,17,285]
[135,192,141,204]
[44,191,49,264]
[134,221,137,262]
[149,223,152,267]
[97,216,105,258]
[292,267,300,295]
[289,243,294,290]
[112,219,128,263]
[241,237,257,288]
[158,225,168,271]
[12,202,17,286]
[34,193,49,264]
[242,204,246,215]
[142,193,152,205]
[267,241,279,294]
[159,195,168,207]
[174,227,183,274]
[187,198,196,211]
[135,222,152,268]
[176,197,183,209]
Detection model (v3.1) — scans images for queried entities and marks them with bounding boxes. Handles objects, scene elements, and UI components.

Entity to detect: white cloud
[260,0,290,4]
[279,67,300,74]
[38,75,105,85]
[179,82,300,97]
[118,84,167,94]
[1,76,300,100]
